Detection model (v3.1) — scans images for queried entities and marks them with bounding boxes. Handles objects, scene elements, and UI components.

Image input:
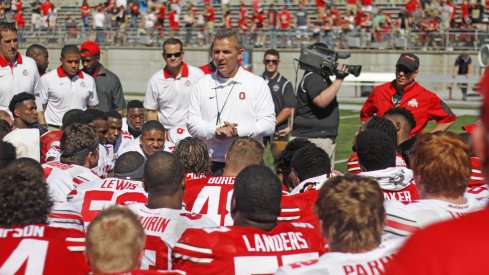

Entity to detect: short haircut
[86,206,145,273]
[163,37,183,52]
[213,28,243,50]
[114,152,146,180]
[226,137,264,173]
[316,175,385,253]
[0,22,16,40]
[173,137,210,174]
[61,109,92,129]
[8,92,35,114]
[60,44,81,58]
[0,163,52,226]
[26,44,48,57]
[85,109,108,122]
[144,152,185,195]
[107,110,122,120]
[234,165,282,222]
[363,116,397,146]
[291,146,331,182]
[411,131,471,198]
[275,138,314,175]
[0,120,12,139]
[384,107,416,131]
[127,100,144,110]
[264,48,280,58]
[0,141,16,170]
[60,123,99,165]
[356,130,396,171]
[141,120,165,137]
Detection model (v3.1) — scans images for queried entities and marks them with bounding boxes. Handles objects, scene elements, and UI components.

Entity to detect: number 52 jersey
[172,222,326,274]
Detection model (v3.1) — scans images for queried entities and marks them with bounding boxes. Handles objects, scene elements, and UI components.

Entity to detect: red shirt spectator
[238,6,248,28]
[266,5,277,27]
[252,10,265,30]
[81,3,90,18]
[168,9,179,30]
[16,0,23,11]
[461,0,469,20]
[405,0,417,14]
[40,0,52,16]
[317,0,326,8]
[16,11,25,28]
[277,6,291,29]
[158,5,166,19]
[206,5,215,22]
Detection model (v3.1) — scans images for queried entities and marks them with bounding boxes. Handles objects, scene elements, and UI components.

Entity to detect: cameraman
[290,45,349,166]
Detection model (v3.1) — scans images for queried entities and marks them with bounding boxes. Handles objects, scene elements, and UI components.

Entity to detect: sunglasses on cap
[164,52,183,58]
[264,59,279,64]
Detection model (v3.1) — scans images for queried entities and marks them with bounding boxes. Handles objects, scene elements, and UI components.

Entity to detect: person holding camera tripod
[290,43,349,166]
[361,53,456,135]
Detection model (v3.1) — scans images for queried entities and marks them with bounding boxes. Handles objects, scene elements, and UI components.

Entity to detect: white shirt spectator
[94,11,105,28]
[187,67,275,162]
[40,66,98,126]
[0,53,42,113]
[144,62,204,129]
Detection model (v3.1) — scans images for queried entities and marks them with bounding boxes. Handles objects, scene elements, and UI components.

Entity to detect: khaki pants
[291,136,336,169]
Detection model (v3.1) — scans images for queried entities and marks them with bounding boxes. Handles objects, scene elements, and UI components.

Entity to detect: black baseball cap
[396,53,420,72]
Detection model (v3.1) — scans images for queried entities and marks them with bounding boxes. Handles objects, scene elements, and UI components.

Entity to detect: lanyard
[214,81,236,125]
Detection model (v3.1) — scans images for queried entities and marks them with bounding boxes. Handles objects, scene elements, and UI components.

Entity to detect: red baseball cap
[80,41,100,58]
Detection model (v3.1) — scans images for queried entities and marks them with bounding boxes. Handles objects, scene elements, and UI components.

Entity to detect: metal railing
[17,25,489,51]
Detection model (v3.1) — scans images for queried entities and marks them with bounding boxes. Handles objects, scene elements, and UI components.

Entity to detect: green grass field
[264,109,479,174]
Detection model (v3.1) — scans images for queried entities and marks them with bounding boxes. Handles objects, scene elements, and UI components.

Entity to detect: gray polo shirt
[91,64,125,112]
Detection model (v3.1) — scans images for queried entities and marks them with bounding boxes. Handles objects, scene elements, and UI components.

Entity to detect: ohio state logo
[185,80,191,87]
[408,98,418,108]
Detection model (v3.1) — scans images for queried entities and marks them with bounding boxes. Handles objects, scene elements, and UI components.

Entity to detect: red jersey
[16,12,25,28]
[277,10,291,29]
[280,190,319,228]
[206,7,215,22]
[172,222,326,274]
[384,207,489,275]
[80,4,90,17]
[183,175,235,226]
[68,178,148,227]
[0,225,88,274]
[347,152,407,174]
[360,81,457,135]
[40,1,52,15]
[128,204,216,270]
[238,8,247,28]
[169,10,179,30]
[158,5,166,20]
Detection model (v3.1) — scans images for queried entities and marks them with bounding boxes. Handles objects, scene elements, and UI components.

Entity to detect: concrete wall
[22,47,481,94]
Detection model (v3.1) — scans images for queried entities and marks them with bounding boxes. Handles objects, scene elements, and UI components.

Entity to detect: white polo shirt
[0,53,42,113]
[186,66,276,162]
[41,66,99,126]
[144,62,204,129]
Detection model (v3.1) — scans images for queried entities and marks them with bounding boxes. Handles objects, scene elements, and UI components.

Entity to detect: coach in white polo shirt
[40,45,98,128]
[187,29,275,174]
[144,38,204,130]
[0,22,44,124]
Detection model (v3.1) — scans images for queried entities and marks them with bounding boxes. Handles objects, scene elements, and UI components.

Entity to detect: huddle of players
[0,103,488,274]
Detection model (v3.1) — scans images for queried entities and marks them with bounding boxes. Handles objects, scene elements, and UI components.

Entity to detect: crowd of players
[1,19,489,275]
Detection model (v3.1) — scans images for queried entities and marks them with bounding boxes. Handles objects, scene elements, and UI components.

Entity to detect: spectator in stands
[0,163,88,274]
[173,165,326,273]
[118,120,166,159]
[8,92,46,134]
[26,44,49,76]
[223,10,232,28]
[469,0,484,28]
[40,45,98,129]
[144,38,204,132]
[277,5,291,46]
[42,123,101,202]
[128,151,215,270]
[452,52,472,101]
[361,53,456,135]
[48,3,57,32]
[186,29,275,173]
[183,4,196,45]
[129,0,140,29]
[346,0,359,16]
[261,48,294,160]
[205,3,215,44]
[14,9,24,41]
[265,4,278,48]
[30,0,41,33]
[80,0,90,30]
[276,175,403,274]
[123,100,145,139]
[295,3,310,44]
[357,129,419,201]
[167,6,178,38]
[94,5,105,44]
[383,131,486,237]
[0,23,45,125]
[80,40,125,114]
[0,140,16,168]
[383,107,417,168]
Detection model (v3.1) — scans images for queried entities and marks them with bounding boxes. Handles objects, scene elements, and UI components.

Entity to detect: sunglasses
[264,59,279,64]
[164,52,183,58]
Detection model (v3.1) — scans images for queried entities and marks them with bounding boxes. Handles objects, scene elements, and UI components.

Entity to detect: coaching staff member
[291,43,348,165]
[187,28,275,174]
[361,53,456,135]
